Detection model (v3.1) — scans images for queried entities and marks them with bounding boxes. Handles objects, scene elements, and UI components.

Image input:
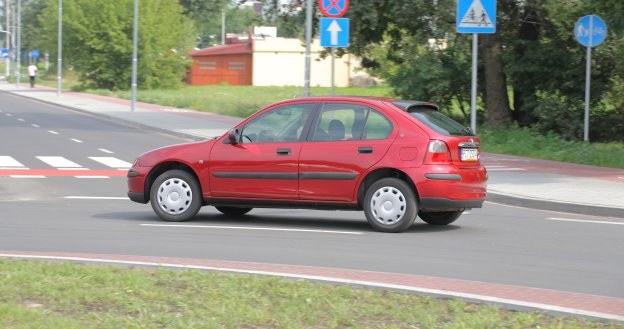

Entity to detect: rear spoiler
[392,101,440,112]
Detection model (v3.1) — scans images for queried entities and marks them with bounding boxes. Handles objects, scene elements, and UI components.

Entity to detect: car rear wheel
[150,170,202,222]
[215,206,253,216]
[418,210,463,225]
[364,178,417,233]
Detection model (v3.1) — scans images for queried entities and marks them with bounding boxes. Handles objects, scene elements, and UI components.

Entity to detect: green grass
[0,259,621,329]
[479,125,624,169]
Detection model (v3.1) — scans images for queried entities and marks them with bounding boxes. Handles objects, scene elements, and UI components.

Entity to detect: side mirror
[226,128,240,144]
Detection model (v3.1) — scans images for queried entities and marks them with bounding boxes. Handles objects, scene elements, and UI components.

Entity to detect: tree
[37,0,195,90]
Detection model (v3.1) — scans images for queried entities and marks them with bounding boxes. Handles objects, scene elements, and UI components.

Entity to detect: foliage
[36,0,195,90]
[344,0,624,142]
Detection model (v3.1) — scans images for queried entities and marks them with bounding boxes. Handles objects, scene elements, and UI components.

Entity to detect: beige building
[252,38,361,87]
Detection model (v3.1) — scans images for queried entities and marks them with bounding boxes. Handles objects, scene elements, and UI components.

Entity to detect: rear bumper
[404,165,487,210]
[128,191,147,204]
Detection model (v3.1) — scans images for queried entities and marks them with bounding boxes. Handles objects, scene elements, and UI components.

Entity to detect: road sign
[319,0,349,18]
[456,0,496,34]
[575,15,607,48]
[30,49,40,59]
[320,18,349,47]
[0,48,8,59]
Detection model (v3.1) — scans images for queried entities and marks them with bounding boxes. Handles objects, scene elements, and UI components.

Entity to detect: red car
[128,97,487,233]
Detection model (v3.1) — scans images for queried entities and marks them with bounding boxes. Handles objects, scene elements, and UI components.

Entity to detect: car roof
[274,96,439,111]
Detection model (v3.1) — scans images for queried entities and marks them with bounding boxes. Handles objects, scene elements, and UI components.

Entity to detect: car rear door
[209,103,317,199]
[298,103,394,202]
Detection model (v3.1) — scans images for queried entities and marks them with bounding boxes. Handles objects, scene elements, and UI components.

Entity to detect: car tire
[150,170,202,222]
[364,178,418,233]
[418,210,463,225]
[215,206,253,216]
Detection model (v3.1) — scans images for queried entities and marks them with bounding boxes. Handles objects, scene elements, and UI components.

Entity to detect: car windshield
[407,108,474,136]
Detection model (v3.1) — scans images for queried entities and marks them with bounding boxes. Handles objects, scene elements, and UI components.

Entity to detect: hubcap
[157,178,192,214]
[370,186,406,225]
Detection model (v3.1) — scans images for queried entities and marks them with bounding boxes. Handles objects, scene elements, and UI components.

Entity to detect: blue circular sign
[30,49,40,59]
[574,15,607,48]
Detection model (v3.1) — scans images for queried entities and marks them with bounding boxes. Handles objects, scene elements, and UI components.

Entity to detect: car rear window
[407,107,474,136]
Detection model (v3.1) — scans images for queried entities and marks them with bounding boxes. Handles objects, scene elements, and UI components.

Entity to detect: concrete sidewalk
[2,82,623,218]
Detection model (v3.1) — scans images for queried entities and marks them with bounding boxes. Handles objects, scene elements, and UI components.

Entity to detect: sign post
[456,0,496,133]
[574,15,607,142]
[319,0,349,96]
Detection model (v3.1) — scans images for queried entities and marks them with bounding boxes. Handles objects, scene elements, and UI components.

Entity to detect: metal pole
[221,10,225,45]
[4,0,9,78]
[130,0,138,111]
[583,16,593,142]
[57,0,62,96]
[16,0,20,88]
[470,33,478,133]
[330,47,335,96]
[304,0,312,97]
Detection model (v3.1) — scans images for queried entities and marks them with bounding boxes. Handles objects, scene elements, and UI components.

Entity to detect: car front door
[209,103,317,199]
[298,103,395,202]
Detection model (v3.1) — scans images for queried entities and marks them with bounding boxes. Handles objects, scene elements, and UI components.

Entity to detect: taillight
[424,140,451,164]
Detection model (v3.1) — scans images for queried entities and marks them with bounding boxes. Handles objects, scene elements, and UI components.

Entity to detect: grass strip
[0,259,621,329]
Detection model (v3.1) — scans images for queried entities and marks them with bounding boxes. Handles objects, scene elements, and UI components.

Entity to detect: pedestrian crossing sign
[456,0,496,34]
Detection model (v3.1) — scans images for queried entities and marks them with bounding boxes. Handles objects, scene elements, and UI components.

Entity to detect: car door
[298,103,395,202]
[209,103,317,199]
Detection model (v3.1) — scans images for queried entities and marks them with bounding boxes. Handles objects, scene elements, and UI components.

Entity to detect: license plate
[460,148,479,161]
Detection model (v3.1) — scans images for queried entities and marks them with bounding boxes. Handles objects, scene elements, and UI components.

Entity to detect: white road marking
[141,223,365,235]
[31,124,40,128]
[71,138,83,143]
[10,175,45,178]
[0,156,26,168]
[48,130,59,135]
[618,177,624,180]
[37,156,82,168]
[17,118,25,122]
[98,149,114,154]
[64,196,128,200]
[547,217,624,226]
[5,113,12,117]
[88,157,132,169]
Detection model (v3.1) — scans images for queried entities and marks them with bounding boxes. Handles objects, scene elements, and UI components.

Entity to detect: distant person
[28,63,38,88]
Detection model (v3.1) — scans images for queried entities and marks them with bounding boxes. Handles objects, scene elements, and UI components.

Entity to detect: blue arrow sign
[456,0,496,34]
[575,15,607,48]
[320,18,349,47]
[0,48,8,59]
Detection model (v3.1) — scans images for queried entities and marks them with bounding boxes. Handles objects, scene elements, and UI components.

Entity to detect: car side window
[240,104,315,143]
[363,110,393,140]
[312,104,367,141]
[312,104,392,141]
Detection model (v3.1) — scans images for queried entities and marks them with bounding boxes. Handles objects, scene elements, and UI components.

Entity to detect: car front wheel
[364,178,418,233]
[418,210,463,225]
[150,170,202,222]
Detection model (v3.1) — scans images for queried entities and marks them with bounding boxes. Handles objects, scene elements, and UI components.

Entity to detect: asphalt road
[1,92,622,300]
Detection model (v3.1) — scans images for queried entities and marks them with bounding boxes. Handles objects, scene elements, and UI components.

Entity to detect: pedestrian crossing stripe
[458,0,492,28]
[0,155,131,178]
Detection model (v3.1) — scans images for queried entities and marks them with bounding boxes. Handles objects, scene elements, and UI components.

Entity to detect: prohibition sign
[319,0,349,18]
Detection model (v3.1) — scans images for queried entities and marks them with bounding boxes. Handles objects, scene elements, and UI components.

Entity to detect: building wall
[188,54,252,86]
[252,38,356,87]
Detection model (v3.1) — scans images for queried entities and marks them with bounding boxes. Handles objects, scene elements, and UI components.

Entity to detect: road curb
[487,192,624,218]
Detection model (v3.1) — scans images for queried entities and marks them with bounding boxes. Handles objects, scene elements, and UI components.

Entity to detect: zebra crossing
[0,155,133,178]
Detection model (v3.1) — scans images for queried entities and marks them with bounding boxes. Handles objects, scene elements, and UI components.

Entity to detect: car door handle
[276,148,291,155]
[358,147,373,154]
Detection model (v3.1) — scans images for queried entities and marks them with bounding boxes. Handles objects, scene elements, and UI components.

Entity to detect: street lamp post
[57,0,62,96]
[16,0,20,88]
[130,0,138,111]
